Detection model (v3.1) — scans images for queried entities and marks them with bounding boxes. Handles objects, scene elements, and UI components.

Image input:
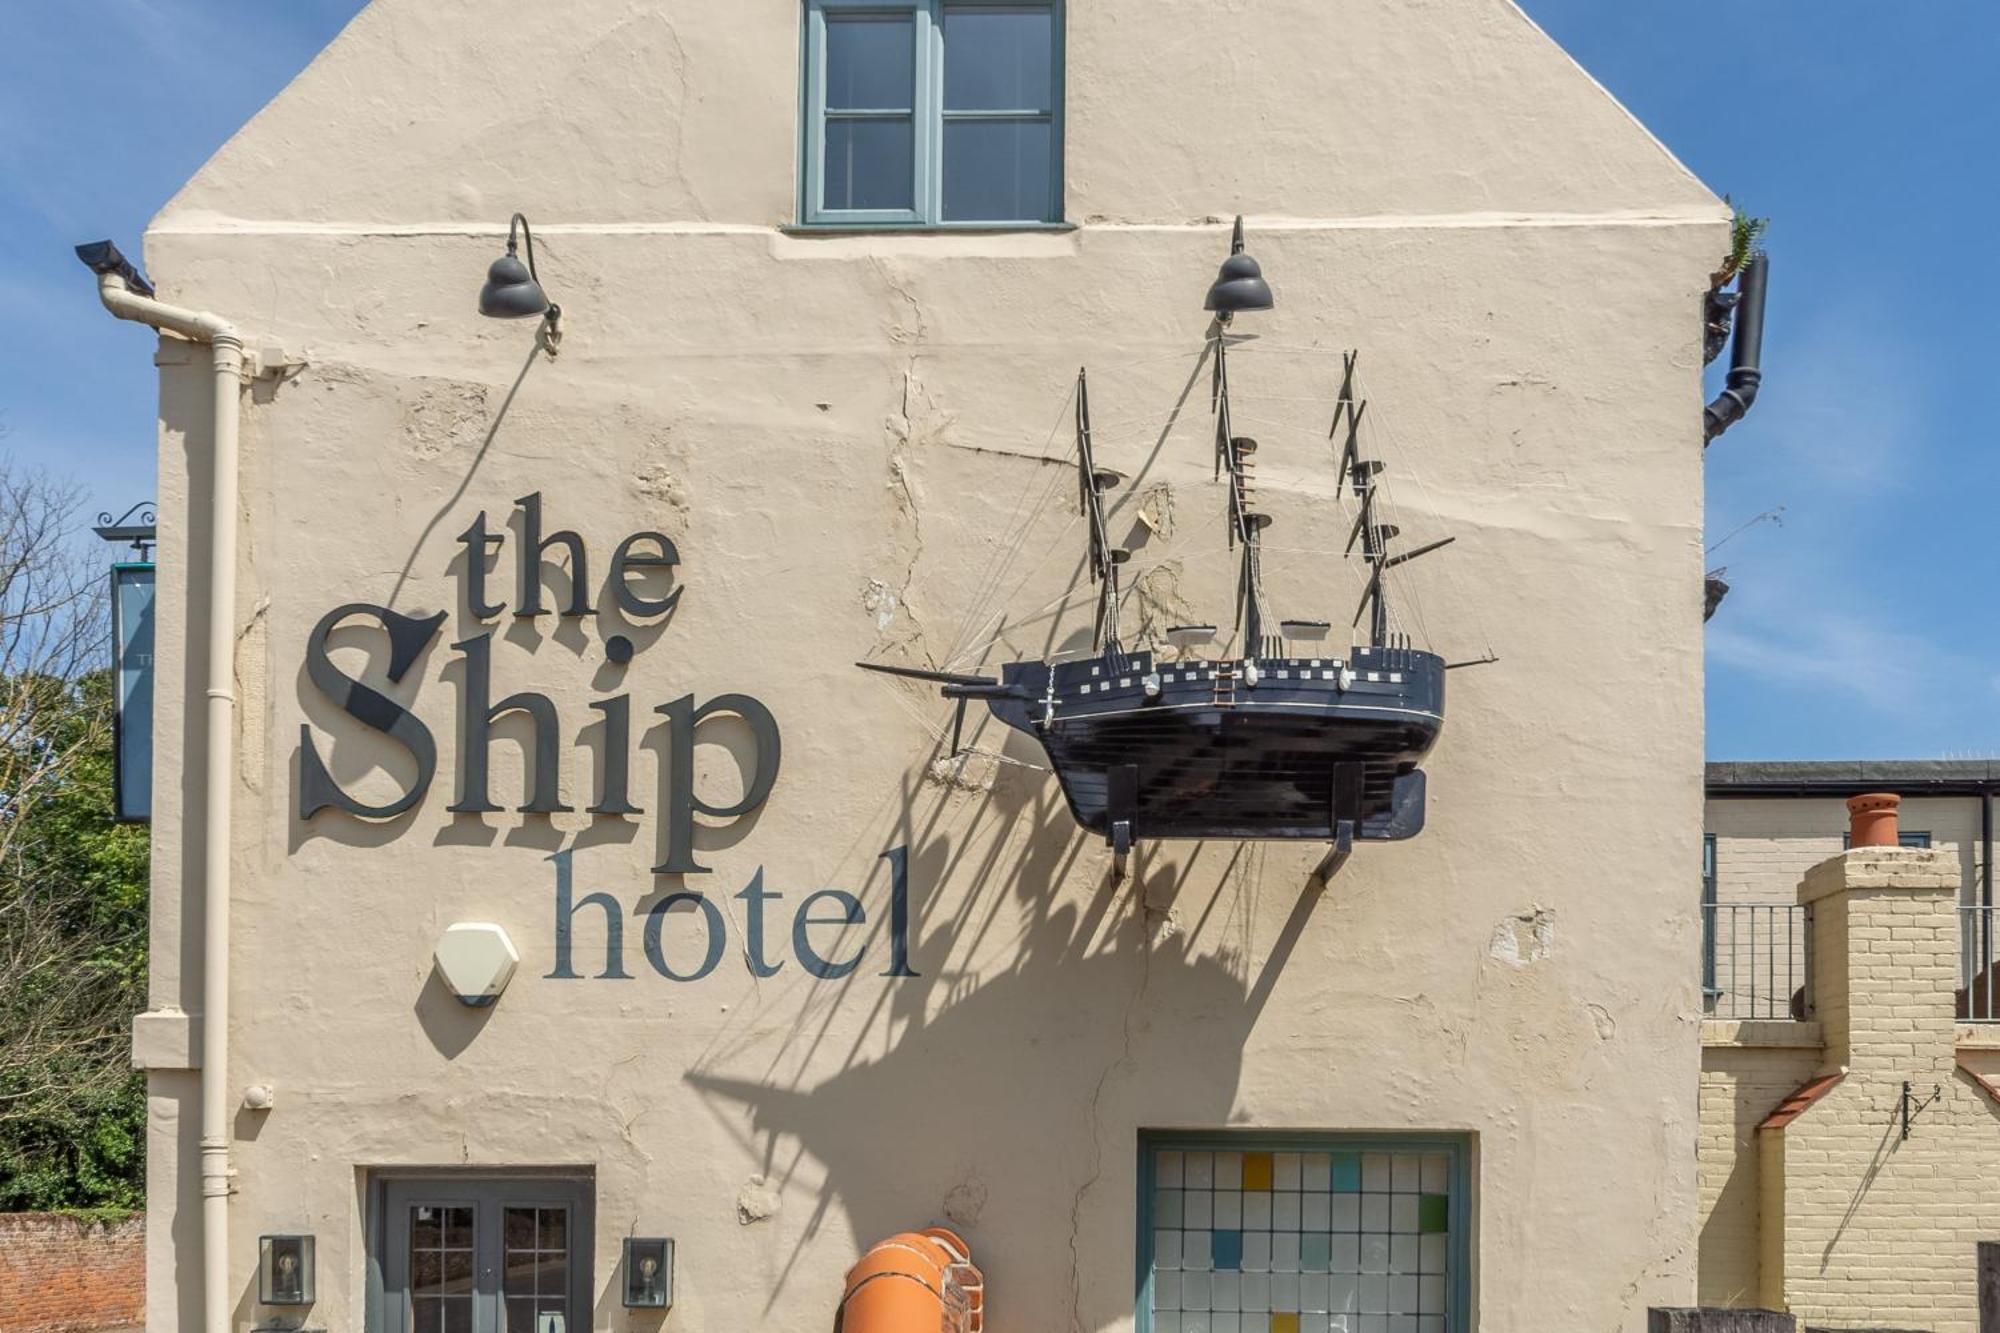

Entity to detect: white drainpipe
[94,271,246,1333]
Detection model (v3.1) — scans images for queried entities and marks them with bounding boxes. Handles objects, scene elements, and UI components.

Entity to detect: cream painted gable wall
[152,0,1715,230]
[131,3,1725,1331]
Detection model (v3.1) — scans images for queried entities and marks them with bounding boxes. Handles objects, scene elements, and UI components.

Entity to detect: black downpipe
[1704,252,1769,445]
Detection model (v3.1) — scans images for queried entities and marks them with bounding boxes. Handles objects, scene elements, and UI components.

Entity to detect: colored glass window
[1143,1138,1464,1332]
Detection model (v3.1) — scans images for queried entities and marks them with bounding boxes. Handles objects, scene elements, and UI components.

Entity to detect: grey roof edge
[1708,759,2000,794]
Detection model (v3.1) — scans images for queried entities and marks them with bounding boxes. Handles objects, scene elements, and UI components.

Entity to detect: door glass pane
[943,7,1053,111]
[825,118,915,210]
[942,118,1052,221]
[503,1206,570,1333]
[410,1206,476,1333]
[825,15,915,110]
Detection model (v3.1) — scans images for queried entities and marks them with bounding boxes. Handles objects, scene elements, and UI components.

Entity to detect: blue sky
[1,1,1994,761]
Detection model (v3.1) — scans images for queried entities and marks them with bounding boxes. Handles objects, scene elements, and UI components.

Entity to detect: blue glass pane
[825,117,915,210]
[943,7,1054,111]
[942,118,1053,221]
[825,15,915,110]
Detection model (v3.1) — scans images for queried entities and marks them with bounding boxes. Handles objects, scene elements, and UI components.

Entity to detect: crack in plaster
[1067,910,1148,1333]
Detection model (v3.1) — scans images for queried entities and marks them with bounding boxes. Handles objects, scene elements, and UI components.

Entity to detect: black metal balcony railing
[1701,902,1811,1020]
[1962,904,1999,1023]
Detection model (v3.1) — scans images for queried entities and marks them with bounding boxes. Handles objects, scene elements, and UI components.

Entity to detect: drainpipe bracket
[153,338,304,379]
[243,344,307,381]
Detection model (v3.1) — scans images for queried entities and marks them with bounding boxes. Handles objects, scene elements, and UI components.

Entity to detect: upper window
[802,0,1063,227]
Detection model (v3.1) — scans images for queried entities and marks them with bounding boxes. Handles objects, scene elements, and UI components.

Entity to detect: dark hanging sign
[111,562,156,823]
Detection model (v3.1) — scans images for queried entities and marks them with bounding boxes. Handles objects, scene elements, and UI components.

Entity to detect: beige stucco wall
[133,2,1725,1330]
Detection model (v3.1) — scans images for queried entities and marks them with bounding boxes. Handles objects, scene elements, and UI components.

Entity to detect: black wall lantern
[258,1234,315,1306]
[1203,215,1275,319]
[480,213,563,352]
[622,1237,674,1309]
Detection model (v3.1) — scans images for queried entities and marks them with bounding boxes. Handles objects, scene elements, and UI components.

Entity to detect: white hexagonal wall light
[433,922,520,1007]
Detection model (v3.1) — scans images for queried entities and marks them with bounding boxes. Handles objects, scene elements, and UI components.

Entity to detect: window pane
[825,15,915,110]
[943,7,1053,111]
[942,118,1052,221]
[1149,1143,1457,1327]
[825,117,915,210]
[443,1206,473,1250]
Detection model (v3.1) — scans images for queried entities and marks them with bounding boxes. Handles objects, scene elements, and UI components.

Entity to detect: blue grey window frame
[800,0,1066,228]
[1841,829,1932,849]
[1134,1130,1473,1333]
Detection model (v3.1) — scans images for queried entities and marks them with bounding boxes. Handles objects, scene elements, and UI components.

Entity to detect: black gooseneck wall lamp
[1203,215,1276,319]
[479,213,562,353]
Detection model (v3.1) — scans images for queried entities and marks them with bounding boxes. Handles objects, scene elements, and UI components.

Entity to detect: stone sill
[1956,1023,2000,1049]
[1702,1019,1824,1049]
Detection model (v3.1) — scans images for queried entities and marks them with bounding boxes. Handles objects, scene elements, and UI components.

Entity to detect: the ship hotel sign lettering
[296,492,916,983]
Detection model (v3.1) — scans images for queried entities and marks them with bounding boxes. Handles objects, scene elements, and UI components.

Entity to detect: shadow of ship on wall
[683,786,1324,1326]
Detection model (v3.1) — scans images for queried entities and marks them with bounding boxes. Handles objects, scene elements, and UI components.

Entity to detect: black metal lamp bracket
[1901,1079,1942,1141]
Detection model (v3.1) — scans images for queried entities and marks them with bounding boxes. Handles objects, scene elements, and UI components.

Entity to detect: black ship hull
[975,644,1443,843]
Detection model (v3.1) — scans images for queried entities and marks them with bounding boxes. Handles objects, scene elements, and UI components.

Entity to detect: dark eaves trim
[1707,759,2000,799]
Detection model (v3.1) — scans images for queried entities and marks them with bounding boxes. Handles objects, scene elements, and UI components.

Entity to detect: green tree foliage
[0,465,147,1214]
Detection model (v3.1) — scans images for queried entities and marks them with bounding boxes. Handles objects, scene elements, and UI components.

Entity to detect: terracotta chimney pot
[1846,792,1902,848]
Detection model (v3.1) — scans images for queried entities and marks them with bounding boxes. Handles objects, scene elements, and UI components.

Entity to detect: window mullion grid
[921,0,944,223]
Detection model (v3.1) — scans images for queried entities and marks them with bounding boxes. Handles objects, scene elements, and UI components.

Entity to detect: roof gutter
[80,241,256,1333]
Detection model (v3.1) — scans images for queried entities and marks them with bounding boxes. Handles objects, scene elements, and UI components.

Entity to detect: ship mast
[1075,368,1128,665]
[1212,332,1277,657]
[1335,351,1454,649]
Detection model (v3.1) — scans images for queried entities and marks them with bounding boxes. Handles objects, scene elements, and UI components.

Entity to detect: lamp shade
[479,251,549,319]
[1203,216,1275,315]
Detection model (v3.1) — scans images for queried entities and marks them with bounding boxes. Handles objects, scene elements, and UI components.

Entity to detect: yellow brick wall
[1696,1043,1822,1305]
[1769,1072,2000,1330]
[1752,849,2000,1332]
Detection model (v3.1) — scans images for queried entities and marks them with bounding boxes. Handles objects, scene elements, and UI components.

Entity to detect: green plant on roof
[1712,200,1770,290]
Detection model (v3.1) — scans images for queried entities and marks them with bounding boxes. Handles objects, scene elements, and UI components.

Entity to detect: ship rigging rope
[938,377,1083,669]
[928,340,1494,672]
[1340,360,1497,664]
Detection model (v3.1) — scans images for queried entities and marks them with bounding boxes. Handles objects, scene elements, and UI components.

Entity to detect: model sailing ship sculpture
[863,220,1475,881]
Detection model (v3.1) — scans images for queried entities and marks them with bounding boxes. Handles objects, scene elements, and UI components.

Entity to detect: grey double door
[375,1176,593,1333]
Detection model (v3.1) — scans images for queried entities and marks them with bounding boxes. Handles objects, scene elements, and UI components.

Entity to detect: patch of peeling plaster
[1488,907,1555,967]
[735,1175,780,1225]
[863,577,901,631]
[943,1175,989,1229]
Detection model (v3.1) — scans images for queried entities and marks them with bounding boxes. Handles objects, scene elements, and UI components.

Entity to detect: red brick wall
[0,1214,144,1333]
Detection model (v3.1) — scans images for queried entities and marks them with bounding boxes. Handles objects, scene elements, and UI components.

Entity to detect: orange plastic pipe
[835,1227,984,1333]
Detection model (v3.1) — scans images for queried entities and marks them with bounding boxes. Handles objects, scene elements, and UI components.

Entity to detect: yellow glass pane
[1242,1152,1274,1192]
[1269,1315,1300,1333]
